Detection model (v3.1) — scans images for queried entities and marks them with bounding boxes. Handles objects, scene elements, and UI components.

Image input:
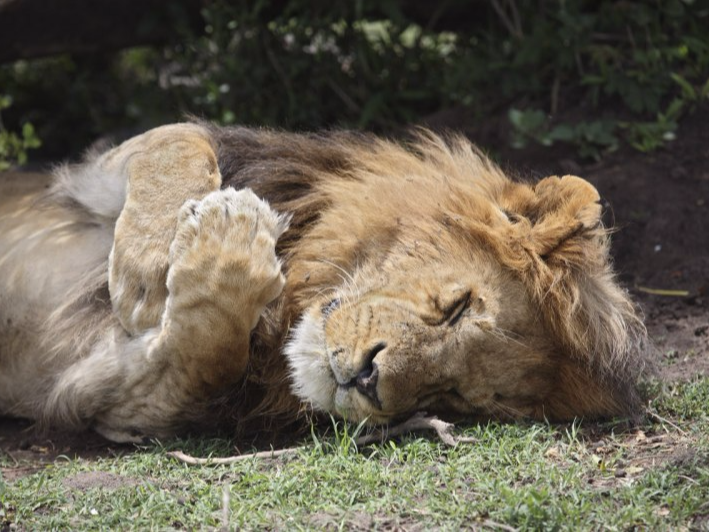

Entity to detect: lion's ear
[528,175,604,265]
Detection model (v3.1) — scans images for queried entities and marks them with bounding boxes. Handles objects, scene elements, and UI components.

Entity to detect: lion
[0,123,648,443]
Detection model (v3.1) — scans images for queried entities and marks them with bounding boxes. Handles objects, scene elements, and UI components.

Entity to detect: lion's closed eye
[443,292,470,326]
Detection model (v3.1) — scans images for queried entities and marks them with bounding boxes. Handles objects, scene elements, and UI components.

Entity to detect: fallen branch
[646,410,687,436]
[167,447,301,465]
[168,412,476,465]
[482,519,519,531]
[354,412,477,447]
[636,286,690,297]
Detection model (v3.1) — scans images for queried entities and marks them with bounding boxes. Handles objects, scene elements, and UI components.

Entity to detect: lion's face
[286,243,555,423]
[283,140,645,424]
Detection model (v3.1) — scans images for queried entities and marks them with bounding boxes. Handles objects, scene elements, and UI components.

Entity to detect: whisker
[485,326,530,350]
[315,258,365,308]
[313,286,338,301]
[317,258,357,287]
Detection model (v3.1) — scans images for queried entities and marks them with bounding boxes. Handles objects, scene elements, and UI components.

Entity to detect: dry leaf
[545,446,561,458]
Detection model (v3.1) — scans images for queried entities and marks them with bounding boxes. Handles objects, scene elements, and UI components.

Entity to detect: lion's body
[0,124,647,442]
[0,172,111,415]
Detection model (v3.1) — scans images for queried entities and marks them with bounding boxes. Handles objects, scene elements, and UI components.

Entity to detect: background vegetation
[1,0,707,163]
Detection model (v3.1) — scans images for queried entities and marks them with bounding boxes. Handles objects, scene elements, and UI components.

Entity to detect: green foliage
[508,108,552,148]
[0,0,707,161]
[509,108,619,160]
[621,98,684,152]
[0,52,180,158]
[0,95,41,170]
[163,1,455,129]
[502,0,709,157]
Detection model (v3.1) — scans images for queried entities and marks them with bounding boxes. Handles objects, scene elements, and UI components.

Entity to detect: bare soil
[1,106,707,465]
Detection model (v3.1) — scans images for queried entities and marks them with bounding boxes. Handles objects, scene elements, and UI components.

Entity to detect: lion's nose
[354,342,386,407]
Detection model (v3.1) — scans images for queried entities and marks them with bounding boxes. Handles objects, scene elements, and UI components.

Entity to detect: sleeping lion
[0,123,648,443]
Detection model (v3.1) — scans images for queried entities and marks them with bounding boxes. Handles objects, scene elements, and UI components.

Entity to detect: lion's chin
[284,309,338,413]
[332,387,396,424]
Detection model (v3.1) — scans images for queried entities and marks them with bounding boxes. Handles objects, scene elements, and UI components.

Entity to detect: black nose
[354,342,386,407]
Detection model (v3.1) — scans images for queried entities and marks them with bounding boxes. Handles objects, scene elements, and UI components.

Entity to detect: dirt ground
[1,106,707,464]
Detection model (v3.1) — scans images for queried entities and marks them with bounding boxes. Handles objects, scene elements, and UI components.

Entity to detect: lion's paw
[166,188,290,331]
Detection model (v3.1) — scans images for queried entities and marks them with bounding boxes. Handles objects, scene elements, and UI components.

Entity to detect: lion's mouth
[335,362,382,411]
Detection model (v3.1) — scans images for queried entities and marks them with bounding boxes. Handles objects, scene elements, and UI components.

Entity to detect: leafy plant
[0,0,707,161]
[501,1,708,157]
[565,120,619,160]
[0,95,41,170]
[162,1,456,130]
[509,108,618,160]
[621,98,684,153]
[620,74,709,152]
[508,108,552,148]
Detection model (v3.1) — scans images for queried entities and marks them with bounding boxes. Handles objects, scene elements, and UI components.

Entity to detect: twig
[550,75,560,115]
[168,447,301,465]
[646,411,687,436]
[168,413,476,466]
[491,0,523,39]
[506,0,523,39]
[483,519,519,531]
[355,412,477,447]
[2,450,19,466]
[575,52,585,77]
[626,25,637,51]
[262,35,294,100]
[678,475,699,485]
[636,286,690,297]
[220,483,230,531]
[326,77,360,113]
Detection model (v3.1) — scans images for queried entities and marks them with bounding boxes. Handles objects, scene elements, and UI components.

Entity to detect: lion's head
[266,131,648,425]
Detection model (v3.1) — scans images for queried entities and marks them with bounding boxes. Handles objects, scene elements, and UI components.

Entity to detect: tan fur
[108,124,223,334]
[0,124,648,442]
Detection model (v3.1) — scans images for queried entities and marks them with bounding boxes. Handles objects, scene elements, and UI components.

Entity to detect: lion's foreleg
[153,188,289,389]
[45,125,288,441]
[107,123,222,335]
[48,188,288,442]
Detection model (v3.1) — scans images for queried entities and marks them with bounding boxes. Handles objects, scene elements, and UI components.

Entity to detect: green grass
[2,378,708,530]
